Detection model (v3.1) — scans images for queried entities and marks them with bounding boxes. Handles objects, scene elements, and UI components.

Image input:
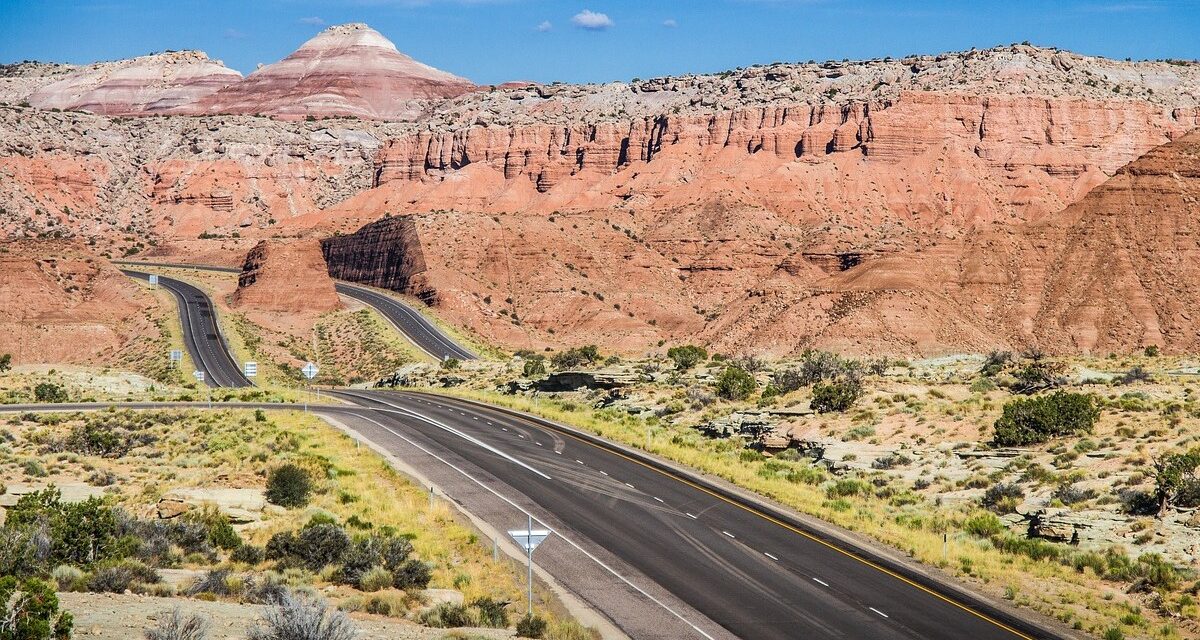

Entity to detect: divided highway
[122,270,253,388]
[117,261,475,365]
[334,281,475,361]
[115,263,1061,639]
[325,389,1055,640]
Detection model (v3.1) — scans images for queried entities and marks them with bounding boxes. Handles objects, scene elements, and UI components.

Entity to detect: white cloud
[571,9,613,30]
[224,28,247,39]
[662,18,678,27]
[299,16,326,26]
[536,20,553,32]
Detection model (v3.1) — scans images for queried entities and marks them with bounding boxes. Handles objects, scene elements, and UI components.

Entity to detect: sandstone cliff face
[0,106,406,252]
[0,241,161,365]
[370,91,1196,242]
[232,239,341,313]
[193,24,473,121]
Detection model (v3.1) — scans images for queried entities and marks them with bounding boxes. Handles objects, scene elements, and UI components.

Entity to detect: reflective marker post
[509,517,550,618]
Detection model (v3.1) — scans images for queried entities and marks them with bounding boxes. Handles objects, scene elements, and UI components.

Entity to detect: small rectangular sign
[244,361,258,378]
[169,350,183,362]
[192,370,205,382]
[148,274,159,286]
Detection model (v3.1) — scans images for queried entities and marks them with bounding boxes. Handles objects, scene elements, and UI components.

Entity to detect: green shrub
[265,464,313,508]
[418,602,475,627]
[826,479,869,498]
[392,559,432,589]
[811,380,864,413]
[231,544,264,565]
[714,366,756,401]
[992,392,1099,446]
[1152,448,1200,514]
[667,345,708,370]
[963,512,1006,538]
[469,597,509,628]
[981,482,1025,514]
[550,345,601,370]
[144,607,208,640]
[87,559,160,593]
[522,355,547,378]
[50,565,86,592]
[0,577,73,640]
[357,566,393,593]
[516,614,549,638]
[6,488,119,567]
[33,383,68,403]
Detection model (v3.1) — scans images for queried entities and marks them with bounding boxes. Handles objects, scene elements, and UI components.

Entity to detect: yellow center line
[437,394,1038,640]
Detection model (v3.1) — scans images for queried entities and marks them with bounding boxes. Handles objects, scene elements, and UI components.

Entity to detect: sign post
[168,350,182,369]
[301,362,319,409]
[193,370,208,408]
[508,516,550,617]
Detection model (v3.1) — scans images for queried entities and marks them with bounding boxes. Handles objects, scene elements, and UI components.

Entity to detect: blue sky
[1,1,1197,85]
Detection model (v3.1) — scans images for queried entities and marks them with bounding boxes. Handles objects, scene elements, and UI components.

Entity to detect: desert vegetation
[403,348,1200,639]
[0,408,593,639]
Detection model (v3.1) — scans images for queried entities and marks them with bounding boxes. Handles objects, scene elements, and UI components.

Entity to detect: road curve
[334,282,475,361]
[122,270,252,388]
[326,389,1062,640]
[115,260,476,362]
[0,396,1065,640]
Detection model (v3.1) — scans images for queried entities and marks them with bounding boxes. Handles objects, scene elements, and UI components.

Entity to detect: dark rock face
[321,215,435,303]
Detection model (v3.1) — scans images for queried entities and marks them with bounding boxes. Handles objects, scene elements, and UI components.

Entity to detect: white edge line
[349,394,551,481]
[812,577,829,587]
[764,552,778,561]
[722,531,735,539]
[341,409,716,640]
[869,607,889,618]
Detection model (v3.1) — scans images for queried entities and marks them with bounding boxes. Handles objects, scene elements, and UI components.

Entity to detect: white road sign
[507,528,551,553]
[193,370,205,383]
[301,362,319,380]
[169,350,183,362]
[243,361,258,378]
[148,274,159,287]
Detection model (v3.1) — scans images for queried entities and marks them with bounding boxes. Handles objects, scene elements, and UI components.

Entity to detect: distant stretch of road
[0,394,1062,640]
[121,270,253,388]
[334,282,475,361]
[116,260,476,363]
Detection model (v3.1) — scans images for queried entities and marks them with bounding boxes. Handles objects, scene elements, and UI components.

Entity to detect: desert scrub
[1,409,556,627]
[439,388,1179,637]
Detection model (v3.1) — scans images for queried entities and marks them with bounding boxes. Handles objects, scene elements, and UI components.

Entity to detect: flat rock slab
[0,482,107,507]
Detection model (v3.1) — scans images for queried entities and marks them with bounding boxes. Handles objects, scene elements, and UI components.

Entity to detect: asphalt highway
[121,270,253,388]
[111,265,1061,639]
[0,395,1062,639]
[323,389,1058,640]
[334,282,476,361]
[115,260,476,363]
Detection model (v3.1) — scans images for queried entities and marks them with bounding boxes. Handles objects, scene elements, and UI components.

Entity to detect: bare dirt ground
[60,592,514,640]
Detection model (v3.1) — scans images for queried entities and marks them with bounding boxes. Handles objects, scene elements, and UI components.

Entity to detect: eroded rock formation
[232,238,341,313]
[0,241,161,364]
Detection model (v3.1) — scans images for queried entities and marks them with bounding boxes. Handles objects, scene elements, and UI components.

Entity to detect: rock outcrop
[24,51,241,115]
[0,240,161,364]
[232,239,341,313]
[193,23,474,120]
